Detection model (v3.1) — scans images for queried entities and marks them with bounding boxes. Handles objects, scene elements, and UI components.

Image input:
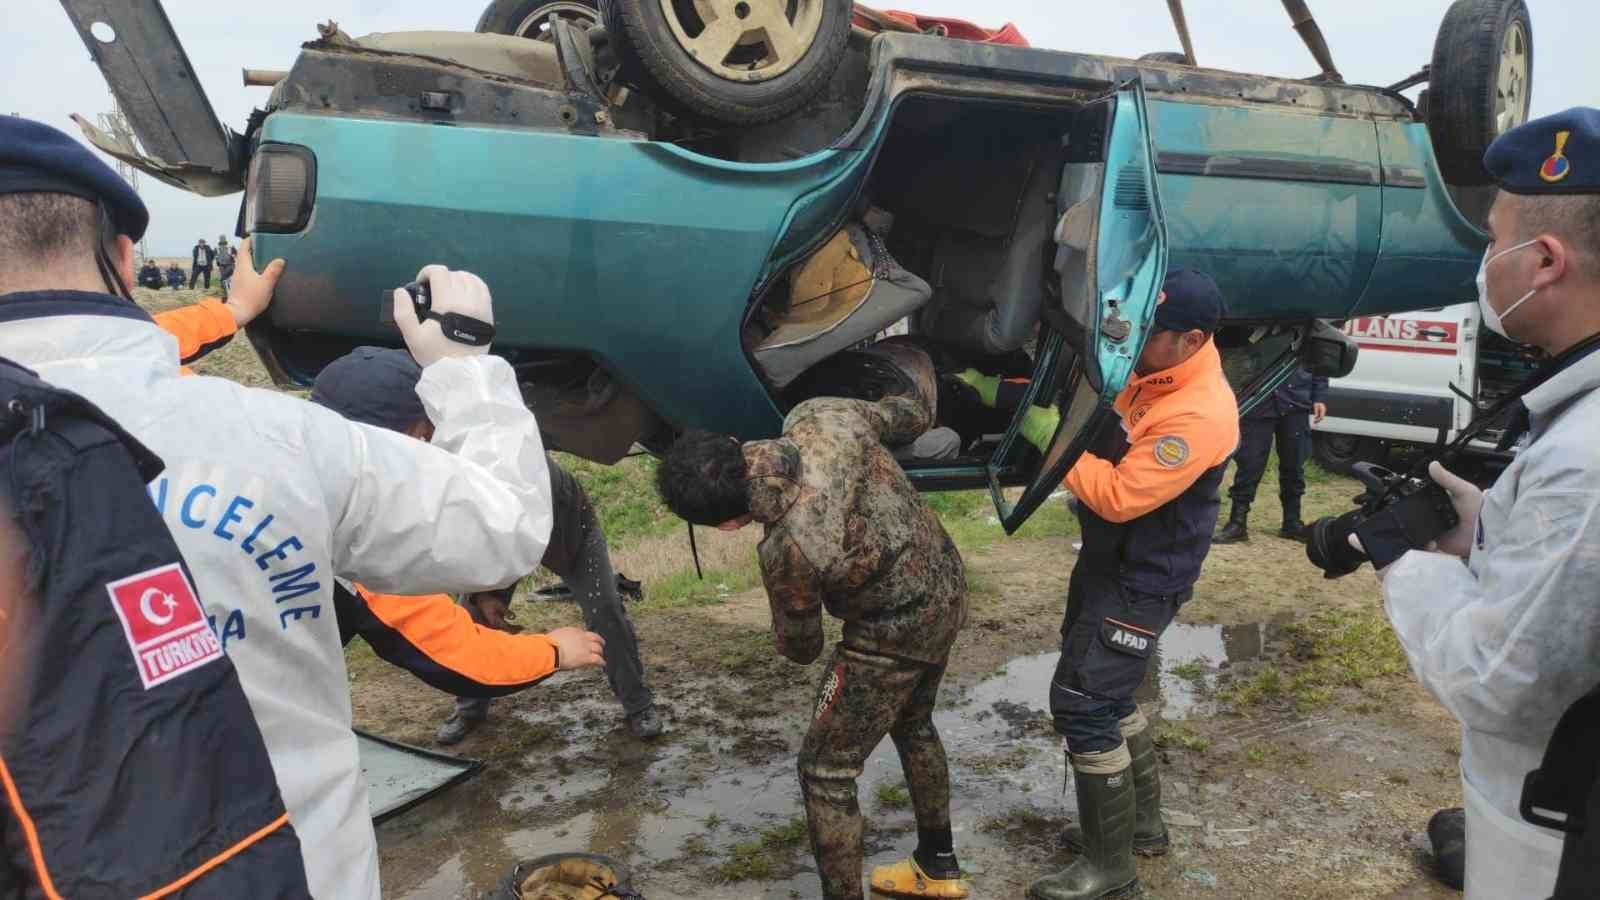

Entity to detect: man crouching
[658,343,969,900]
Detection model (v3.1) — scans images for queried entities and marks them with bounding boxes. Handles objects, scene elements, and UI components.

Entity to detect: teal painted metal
[1148,100,1383,320]
[253,113,871,439]
[1357,121,1487,316]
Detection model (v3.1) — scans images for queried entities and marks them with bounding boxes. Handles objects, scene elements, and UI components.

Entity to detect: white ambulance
[1311,302,1540,470]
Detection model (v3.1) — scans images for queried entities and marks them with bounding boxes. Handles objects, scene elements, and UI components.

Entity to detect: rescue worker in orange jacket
[970,269,1238,900]
[148,238,278,367]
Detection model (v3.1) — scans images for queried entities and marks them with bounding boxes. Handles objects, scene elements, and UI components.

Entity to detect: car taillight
[245,143,315,234]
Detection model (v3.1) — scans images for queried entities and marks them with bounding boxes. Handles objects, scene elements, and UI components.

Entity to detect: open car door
[988,79,1168,533]
[59,0,244,196]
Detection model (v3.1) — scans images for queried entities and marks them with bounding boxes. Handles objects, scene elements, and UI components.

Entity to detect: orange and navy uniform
[333,585,559,693]
[151,306,562,693]
[1065,338,1239,593]
[153,297,238,366]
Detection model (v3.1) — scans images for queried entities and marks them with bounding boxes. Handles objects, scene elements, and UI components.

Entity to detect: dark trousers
[455,456,652,719]
[188,265,212,289]
[799,645,951,900]
[1227,411,1310,511]
[1050,570,1186,754]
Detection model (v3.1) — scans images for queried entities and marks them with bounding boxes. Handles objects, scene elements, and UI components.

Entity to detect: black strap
[1522,683,1600,832]
[402,281,495,347]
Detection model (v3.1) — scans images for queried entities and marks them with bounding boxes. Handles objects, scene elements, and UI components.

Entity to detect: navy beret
[310,347,427,434]
[1155,267,1226,334]
[0,115,149,241]
[1484,107,1600,195]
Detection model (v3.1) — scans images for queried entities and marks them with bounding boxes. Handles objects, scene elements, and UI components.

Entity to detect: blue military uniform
[1215,367,1327,543]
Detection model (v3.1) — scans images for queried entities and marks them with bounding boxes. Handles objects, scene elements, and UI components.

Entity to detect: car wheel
[600,0,851,124]
[1427,0,1533,186]
[1139,51,1191,65]
[476,0,600,42]
[1312,433,1380,474]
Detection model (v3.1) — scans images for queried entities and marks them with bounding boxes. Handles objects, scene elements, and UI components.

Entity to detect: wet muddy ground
[358,524,1465,900]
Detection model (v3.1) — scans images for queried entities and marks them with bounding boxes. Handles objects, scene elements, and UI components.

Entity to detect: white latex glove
[393,265,494,367]
[1426,461,1482,559]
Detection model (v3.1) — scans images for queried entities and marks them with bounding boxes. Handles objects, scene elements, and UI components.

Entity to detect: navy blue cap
[309,347,427,433]
[0,115,149,241]
[1485,107,1600,195]
[1154,268,1226,334]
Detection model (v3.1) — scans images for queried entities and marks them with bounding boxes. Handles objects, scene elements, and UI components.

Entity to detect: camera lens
[1306,508,1370,578]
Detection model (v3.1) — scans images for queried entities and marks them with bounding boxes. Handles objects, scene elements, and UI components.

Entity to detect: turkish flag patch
[106,562,223,689]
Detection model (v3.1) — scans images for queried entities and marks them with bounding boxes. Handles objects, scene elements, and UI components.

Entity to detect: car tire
[476,0,600,42]
[600,0,851,124]
[1312,433,1381,474]
[1427,0,1533,186]
[1139,51,1191,65]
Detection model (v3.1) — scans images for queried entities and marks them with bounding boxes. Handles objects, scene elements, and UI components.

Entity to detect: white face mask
[1476,238,1541,338]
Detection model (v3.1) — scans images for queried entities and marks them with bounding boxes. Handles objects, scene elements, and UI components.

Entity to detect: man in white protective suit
[0,116,556,900]
[1370,107,1600,899]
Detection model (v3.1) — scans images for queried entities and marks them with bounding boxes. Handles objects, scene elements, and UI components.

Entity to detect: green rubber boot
[1029,759,1140,900]
[1061,727,1169,857]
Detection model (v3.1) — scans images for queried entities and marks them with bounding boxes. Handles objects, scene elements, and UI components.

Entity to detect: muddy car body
[64,0,1521,529]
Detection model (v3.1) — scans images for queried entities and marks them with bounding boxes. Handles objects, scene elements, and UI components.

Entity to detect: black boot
[1062,729,1168,856]
[1427,807,1465,890]
[1029,759,1139,900]
[1279,497,1306,542]
[1214,504,1249,544]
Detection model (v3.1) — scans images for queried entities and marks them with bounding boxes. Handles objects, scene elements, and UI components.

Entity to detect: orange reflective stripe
[356,587,558,686]
[137,812,291,899]
[0,752,62,900]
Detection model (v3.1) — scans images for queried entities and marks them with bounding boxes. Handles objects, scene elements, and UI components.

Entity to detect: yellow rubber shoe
[869,857,969,898]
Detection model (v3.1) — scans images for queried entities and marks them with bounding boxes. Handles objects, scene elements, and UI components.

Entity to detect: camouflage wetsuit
[745,381,968,900]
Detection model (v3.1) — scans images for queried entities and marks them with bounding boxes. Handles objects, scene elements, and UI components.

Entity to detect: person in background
[137,256,163,289]
[1367,107,1600,900]
[658,343,970,900]
[165,261,186,289]
[0,114,561,900]
[216,235,237,295]
[189,237,214,289]
[308,347,664,742]
[1213,366,1327,543]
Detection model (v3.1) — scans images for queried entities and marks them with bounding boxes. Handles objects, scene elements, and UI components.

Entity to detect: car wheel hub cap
[661,0,823,82]
[1495,22,1530,137]
[515,2,600,42]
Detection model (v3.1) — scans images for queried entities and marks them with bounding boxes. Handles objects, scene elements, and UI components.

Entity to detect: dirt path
[360,522,1464,900]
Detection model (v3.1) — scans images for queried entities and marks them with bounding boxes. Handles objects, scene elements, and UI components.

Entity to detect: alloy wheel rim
[1495,21,1531,136]
[659,0,823,82]
[514,2,600,41]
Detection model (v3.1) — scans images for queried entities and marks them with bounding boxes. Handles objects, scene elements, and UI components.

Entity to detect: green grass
[1221,606,1410,713]
[1171,660,1208,684]
[1154,722,1210,753]
[714,817,810,881]
[550,454,678,550]
[636,561,762,611]
[875,783,911,809]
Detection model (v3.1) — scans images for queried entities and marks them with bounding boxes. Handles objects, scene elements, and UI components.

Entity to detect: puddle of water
[379,620,1279,899]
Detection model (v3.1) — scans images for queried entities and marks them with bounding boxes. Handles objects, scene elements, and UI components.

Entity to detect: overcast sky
[7,0,1590,256]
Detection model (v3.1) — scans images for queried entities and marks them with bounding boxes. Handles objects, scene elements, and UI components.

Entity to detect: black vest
[0,357,311,897]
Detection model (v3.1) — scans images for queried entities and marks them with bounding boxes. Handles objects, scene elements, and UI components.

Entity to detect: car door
[59,0,243,195]
[989,79,1168,533]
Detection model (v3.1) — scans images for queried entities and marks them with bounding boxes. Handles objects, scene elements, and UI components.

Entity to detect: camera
[1306,462,1460,578]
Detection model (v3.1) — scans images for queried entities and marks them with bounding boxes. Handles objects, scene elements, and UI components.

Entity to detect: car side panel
[253,113,868,440]
[1356,121,1486,317]
[1149,99,1383,320]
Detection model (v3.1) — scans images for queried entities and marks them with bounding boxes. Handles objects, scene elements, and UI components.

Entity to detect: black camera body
[1306,462,1460,578]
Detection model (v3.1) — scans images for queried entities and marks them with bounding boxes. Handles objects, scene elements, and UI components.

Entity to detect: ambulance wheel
[1427,0,1533,185]
[477,0,600,42]
[600,0,851,124]
[1312,433,1380,474]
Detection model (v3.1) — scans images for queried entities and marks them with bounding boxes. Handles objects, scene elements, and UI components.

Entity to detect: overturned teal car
[63,0,1534,529]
